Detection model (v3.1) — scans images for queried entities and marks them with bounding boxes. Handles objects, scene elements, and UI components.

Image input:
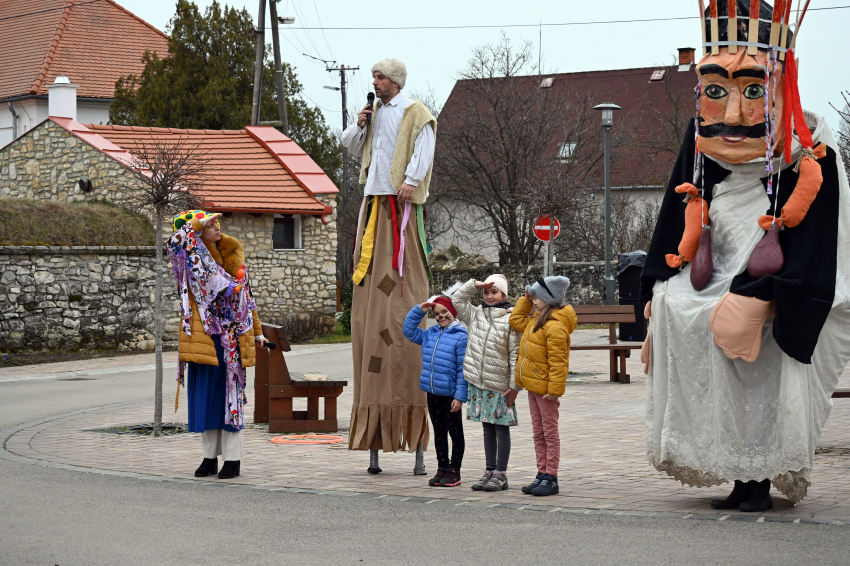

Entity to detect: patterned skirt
[466,383,518,426]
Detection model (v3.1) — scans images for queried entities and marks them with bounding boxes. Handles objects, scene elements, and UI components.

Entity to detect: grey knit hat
[371,58,407,90]
[526,276,570,306]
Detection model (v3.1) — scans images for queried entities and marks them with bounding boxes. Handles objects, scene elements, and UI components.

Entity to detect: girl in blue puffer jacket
[403,296,468,487]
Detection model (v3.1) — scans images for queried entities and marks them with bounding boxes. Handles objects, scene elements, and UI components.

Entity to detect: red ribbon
[783,49,814,163]
[389,195,401,270]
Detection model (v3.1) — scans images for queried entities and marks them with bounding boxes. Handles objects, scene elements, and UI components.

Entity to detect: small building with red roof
[0,0,169,147]
[0,84,340,326]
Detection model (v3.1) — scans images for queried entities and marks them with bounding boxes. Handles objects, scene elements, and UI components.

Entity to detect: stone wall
[221,197,338,327]
[0,120,130,203]
[429,262,621,306]
[0,246,178,352]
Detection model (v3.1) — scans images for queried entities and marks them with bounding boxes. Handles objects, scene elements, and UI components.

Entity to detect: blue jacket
[403,306,469,402]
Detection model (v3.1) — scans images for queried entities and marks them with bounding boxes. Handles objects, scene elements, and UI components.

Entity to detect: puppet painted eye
[704,84,728,99]
[743,84,765,100]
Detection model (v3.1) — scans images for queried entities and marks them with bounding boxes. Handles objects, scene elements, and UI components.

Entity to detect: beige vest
[359,99,437,205]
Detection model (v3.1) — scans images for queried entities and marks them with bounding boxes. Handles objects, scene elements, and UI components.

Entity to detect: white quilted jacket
[453,279,521,393]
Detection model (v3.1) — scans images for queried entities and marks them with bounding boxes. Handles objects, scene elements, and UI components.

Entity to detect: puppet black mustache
[698,122,767,139]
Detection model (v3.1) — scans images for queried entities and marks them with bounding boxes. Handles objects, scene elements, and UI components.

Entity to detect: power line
[291,0,326,60]
[262,5,850,31]
[311,0,336,60]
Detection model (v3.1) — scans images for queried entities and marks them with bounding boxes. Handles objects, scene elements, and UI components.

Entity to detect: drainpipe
[8,100,18,140]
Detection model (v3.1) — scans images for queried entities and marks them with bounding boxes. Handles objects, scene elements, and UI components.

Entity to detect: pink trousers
[527,391,560,476]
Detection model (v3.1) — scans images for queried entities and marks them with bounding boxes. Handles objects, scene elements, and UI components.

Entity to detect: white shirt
[341,93,435,196]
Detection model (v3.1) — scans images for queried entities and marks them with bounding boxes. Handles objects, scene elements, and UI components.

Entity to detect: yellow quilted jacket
[509,297,577,397]
[177,220,263,368]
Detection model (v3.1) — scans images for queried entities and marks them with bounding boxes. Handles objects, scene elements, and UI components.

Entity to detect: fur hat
[371,58,407,90]
[526,276,571,307]
[484,274,509,298]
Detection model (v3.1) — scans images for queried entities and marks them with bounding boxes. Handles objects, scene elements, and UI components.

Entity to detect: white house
[0,0,169,146]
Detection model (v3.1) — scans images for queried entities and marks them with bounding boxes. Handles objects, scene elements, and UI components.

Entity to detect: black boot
[710,480,752,509]
[522,473,544,495]
[739,479,773,512]
[194,457,218,477]
[218,460,240,479]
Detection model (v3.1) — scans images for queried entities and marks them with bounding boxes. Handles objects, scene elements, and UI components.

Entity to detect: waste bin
[617,251,648,342]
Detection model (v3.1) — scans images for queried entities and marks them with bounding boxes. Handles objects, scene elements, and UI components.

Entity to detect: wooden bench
[254,323,347,433]
[570,305,643,385]
[834,388,850,398]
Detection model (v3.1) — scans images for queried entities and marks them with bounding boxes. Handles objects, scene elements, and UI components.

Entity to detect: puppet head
[694,0,810,164]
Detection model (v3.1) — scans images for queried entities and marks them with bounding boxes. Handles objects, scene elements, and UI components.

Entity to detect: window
[540,77,554,89]
[273,215,302,250]
[649,69,666,82]
[558,142,577,163]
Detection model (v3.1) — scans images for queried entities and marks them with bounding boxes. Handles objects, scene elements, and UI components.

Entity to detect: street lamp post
[593,102,621,306]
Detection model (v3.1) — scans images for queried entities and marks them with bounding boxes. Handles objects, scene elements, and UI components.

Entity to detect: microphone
[366,92,375,126]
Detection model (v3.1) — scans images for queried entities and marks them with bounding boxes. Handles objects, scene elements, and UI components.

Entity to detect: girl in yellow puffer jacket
[509,276,577,497]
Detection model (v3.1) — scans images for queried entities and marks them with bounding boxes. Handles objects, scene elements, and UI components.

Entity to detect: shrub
[338,279,353,334]
[0,198,155,246]
[272,313,330,343]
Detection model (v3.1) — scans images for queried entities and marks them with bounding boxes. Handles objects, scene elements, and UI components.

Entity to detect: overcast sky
[119,0,850,132]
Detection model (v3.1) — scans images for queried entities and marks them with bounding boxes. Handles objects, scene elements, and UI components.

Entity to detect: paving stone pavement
[4,332,850,524]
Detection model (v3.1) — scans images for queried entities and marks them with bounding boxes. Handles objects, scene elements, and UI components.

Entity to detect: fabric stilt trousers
[528,391,560,476]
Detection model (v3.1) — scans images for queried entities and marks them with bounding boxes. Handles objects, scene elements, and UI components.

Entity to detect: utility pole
[325,64,358,130]
[267,0,290,135]
[321,63,358,192]
[250,0,266,126]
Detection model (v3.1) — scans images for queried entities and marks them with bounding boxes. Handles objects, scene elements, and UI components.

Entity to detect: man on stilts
[342,59,437,474]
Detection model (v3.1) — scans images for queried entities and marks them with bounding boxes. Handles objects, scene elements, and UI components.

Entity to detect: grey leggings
[482,422,511,471]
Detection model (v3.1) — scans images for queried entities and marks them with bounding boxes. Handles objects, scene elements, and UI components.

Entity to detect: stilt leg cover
[349,403,430,453]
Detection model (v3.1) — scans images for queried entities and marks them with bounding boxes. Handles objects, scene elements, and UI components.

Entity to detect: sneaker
[521,473,544,494]
[440,468,462,487]
[471,470,493,491]
[482,471,509,492]
[429,469,446,487]
[531,474,559,496]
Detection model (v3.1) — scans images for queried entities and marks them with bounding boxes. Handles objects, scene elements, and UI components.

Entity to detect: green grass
[0,198,155,246]
[309,322,351,344]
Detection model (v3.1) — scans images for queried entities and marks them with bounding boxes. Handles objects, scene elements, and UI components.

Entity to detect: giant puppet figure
[641,0,850,512]
[341,59,437,474]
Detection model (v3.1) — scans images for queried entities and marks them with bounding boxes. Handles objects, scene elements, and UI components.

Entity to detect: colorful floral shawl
[167,223,256,430]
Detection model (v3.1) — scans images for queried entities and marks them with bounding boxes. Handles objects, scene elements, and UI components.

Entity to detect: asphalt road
[1,346,849,565]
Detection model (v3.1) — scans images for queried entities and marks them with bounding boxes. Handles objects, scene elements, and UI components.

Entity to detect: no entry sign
[533,216,560,242]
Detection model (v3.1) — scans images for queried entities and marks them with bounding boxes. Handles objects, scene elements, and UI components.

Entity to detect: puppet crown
[699,0,812,60]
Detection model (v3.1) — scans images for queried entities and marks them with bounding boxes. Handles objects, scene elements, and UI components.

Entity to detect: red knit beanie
[433,296,457,317]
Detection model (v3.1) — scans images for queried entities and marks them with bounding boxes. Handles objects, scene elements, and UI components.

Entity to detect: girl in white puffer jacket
[452,275,521,492]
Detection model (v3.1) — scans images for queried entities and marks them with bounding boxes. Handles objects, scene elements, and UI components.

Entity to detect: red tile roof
[439,65,699,189]
[0,0,169,100]
[50,118,337,215]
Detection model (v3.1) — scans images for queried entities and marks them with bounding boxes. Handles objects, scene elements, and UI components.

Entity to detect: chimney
[677,48,696,71]
[47,75,78,119]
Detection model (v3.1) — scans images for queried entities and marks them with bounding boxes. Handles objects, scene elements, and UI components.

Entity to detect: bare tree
[435,33,619,265]
[556,194,660,262]
[634,61,695,163]
[833,92,850,179]
[118,138,210,435]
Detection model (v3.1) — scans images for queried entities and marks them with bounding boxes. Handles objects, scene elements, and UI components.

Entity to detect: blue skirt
[186,335,238,433]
